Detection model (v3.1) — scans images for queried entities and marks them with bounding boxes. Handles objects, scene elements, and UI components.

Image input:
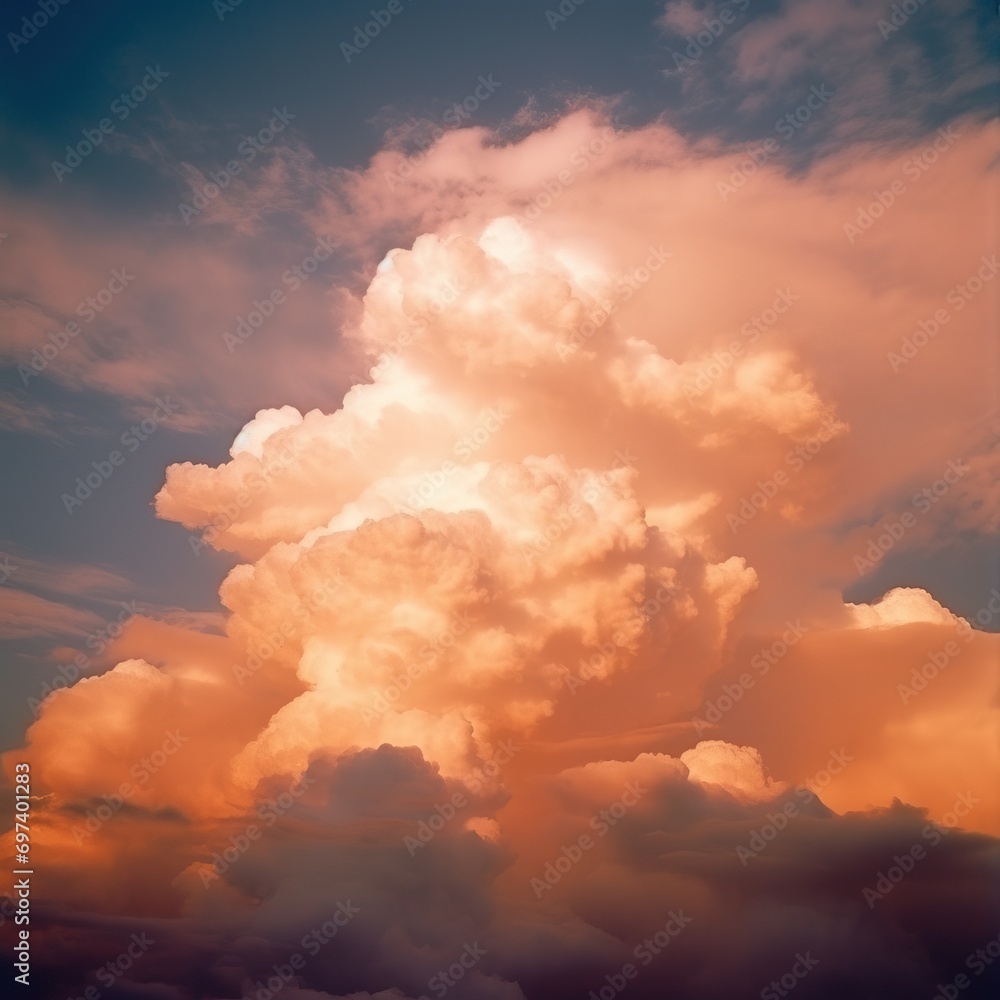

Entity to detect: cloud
[0,187,352,431]
[664,0,997,147]
[659,1,714,37]
[10,741,999,999]
[0,544,134,599]
[0,588,102,639]
[2,101,998,999]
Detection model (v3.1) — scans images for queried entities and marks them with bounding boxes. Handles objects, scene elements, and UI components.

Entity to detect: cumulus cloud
[2,97,998,999]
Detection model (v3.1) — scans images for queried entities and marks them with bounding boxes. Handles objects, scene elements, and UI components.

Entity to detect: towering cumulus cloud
[3,110,999,999]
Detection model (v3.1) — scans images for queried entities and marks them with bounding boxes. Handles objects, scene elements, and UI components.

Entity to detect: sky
[0,0,998,998]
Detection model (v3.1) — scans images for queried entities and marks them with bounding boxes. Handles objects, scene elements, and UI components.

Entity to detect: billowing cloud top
[2,78,999,1000]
